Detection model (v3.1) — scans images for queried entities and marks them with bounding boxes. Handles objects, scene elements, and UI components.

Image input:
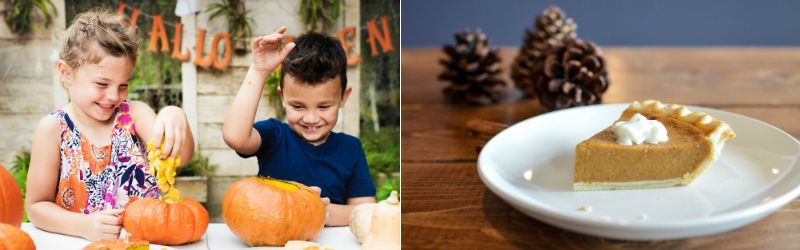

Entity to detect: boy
[222,27,376,226]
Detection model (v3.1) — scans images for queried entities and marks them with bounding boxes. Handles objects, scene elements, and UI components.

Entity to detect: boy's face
[279,74,351,146]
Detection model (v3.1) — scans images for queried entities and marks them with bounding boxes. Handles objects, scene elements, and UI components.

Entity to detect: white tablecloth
[21,223,362,250]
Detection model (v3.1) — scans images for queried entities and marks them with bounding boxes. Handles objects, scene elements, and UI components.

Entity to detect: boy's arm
[221,67,269,155]
[222,26,295,155]
[325,197,377,226]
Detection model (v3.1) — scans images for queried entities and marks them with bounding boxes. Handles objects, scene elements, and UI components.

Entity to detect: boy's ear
[277,86,286,108]
[339,86,353,108]
[57,60,72,85]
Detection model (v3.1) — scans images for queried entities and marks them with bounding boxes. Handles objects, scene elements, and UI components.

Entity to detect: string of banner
[115,1,396,70]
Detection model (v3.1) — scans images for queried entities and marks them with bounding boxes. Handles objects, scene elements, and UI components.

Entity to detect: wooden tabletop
[400,47,800,249]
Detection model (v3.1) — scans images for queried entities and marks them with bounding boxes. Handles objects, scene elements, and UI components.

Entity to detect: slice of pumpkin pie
[574,100,735,191]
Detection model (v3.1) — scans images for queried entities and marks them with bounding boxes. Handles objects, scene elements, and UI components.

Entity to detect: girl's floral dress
[53,100,159,214]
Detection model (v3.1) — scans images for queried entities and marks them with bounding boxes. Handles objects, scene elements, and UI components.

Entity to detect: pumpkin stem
[387,191,399,205]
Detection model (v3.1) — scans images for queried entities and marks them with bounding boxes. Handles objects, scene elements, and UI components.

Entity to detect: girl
[26,10,194,241]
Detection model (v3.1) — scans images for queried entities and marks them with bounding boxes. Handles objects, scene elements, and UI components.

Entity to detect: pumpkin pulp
[147,139,181,203]
[158,197,185,203]
[258,176,300,192]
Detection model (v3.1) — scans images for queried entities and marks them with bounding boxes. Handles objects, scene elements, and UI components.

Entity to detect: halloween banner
[117,1,394,70]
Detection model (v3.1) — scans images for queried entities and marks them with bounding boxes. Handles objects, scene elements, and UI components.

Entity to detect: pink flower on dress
[117,114,132,127]
[105,192,116,207]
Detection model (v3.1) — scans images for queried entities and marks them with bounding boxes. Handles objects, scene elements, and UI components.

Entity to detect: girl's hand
[153,106,189,159]
[83,209,125,241]
[251,26,296,75]
[310,186,331,224]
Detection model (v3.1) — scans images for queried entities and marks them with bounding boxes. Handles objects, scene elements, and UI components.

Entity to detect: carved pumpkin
[82,233,148,250]
[0,222,35,250]
[122,197,209,245]
[0,165,24,228]
[223,176,326,247]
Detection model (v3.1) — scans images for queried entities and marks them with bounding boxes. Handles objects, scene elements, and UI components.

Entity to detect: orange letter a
[147,15,170,52]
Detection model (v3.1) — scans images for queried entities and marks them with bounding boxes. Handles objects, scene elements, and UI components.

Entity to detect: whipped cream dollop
[611,113,668,146]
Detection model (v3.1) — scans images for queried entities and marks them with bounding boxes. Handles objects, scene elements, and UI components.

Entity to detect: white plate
[477,103,800,240]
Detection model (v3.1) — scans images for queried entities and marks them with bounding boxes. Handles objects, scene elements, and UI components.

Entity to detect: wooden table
[21,223,361,250]
[401,48,800,249]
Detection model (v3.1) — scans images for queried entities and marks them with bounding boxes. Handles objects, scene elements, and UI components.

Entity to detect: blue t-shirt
[237,118,376,205]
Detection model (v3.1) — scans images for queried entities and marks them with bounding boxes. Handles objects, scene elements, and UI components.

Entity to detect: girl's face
[60,54,133,122]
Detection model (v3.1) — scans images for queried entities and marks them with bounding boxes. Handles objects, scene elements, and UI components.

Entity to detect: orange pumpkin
[122,197,209,245]
[82,234,148,250]
[0,165,23,228]
[0,222,35,250]
[222,177,326,247]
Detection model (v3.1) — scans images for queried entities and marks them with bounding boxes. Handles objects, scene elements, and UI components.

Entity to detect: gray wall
[401,0,800,47]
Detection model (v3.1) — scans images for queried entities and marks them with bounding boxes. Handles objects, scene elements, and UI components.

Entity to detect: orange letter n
[366,16,394,56]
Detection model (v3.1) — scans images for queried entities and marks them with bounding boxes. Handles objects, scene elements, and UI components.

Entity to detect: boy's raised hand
[83,208,125,241]
[252,26,296,75]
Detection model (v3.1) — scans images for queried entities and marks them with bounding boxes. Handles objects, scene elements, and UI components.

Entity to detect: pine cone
[532,38,609,111]
[511,6,577,97]
[438,29,505,105]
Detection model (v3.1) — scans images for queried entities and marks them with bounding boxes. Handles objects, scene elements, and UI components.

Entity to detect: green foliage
[299,0,342,31]
[129,46,182,87]
[362,125,399,187]
[129,44,182,111]
[156,0,177,6]
[265,68,286,121]
[359,0,400,197]
[376,177,399,202]
[10,151,31,223]
[10,152,30,196]
[265,69,281,100]
[205,0,256,41]
[176,150,218,177]
[359,0,400,130]
[2,0,57,35]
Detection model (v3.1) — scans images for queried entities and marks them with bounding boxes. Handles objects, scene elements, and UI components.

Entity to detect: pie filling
[573,100,735,191]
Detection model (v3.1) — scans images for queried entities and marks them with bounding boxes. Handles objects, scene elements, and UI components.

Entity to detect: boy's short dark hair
[280,32,348,95]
